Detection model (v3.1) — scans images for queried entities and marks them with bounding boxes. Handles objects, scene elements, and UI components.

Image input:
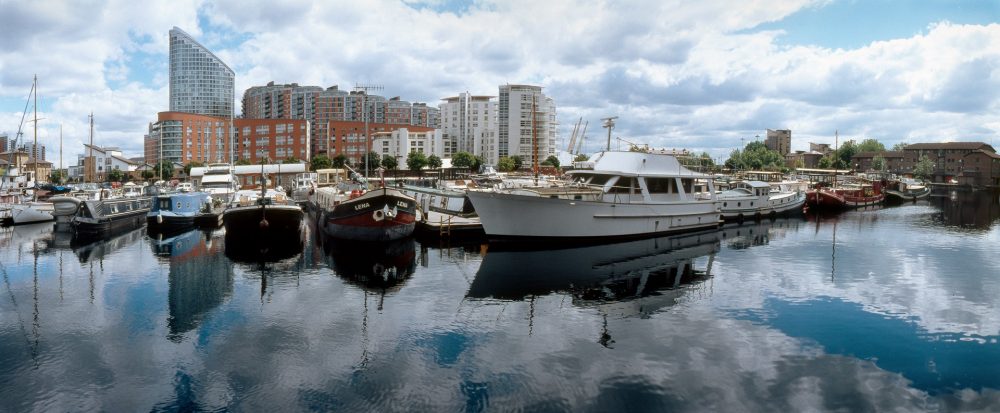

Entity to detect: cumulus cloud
[0,1,998,160]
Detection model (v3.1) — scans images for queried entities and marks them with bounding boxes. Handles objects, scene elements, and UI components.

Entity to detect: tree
[381,156,398,171]
[510,155,524,171]
[406,152,428,172]
[834,140,857,169]
[817,156,833,169]
[283,157,301,164]
[156,160,174,180]
[331,154,349,168]
[471,156,485,172]
[141,170,155,181]
[871,154,886,171]
[427,154,443,169]
[542,155,560,168]
[184,160,205,177]
[892,142,909,151]
[794,158,805,169]
[50,170,64,184]
[451,151,475,168]
[364,151,381,171]
[497,156,515,172]
[574,154,589,162]
[914,154,934,179]
[234,158,252,166]
[107,168,124,183]
[310,154,332,171]
[724,141,784,171]
[857,138,886,153]
[699,152,715,169]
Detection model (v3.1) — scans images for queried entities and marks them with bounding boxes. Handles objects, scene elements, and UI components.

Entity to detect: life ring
[372,209,385,221]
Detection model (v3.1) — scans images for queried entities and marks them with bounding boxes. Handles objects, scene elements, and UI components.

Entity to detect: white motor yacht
[466,151,722,240]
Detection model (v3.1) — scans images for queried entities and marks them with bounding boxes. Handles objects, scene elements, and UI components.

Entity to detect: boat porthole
[723,202,728,207]
[751,202,754,206]
[737,202,741,207]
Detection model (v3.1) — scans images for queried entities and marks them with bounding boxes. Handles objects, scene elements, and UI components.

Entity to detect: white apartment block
[496,84,556,167]
[70,145,138,182]
[372,128,446,169]
[439,92,496,161]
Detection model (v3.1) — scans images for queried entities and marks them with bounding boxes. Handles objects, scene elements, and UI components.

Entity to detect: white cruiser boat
[199,163,240,203]
[466,151,722,240]
[717,180,806,220]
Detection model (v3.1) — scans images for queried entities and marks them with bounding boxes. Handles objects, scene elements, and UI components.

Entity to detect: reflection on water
[153,230,234,341]
[323,237,417,292]
[469,229,720,312]
[71,226,147,263]
[0,192,999,411]
[927,189,1000,230]
[223,229,305,264]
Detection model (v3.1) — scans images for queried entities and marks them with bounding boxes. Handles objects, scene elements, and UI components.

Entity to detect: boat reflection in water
[152,229,234,341]
[719,217,804,250]
[468,229,721,318]
[323,236,417,293]
[70,225,147,263]
[223,227,305,264]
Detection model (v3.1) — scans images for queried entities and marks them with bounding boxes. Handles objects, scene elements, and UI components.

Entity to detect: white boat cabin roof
[570,151,713,179]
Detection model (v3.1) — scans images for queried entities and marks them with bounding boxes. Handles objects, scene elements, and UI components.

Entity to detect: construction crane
[601,116,618,151]
[566,117,582,153]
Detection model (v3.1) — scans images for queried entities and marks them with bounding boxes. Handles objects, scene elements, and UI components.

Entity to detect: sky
[1,0,999,166]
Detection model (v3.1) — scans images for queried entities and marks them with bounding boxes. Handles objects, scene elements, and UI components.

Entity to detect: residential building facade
[440,93,496,160]
[234,118,310,164]
[495,84,556,167]
[901,142,998,185]
[327,121,436,165]
[148,112,233,165]
[72,145,137,182]
[850,151,905,172]
[169,27,235,118]
[372,128,446,169]
[242,82,440,157]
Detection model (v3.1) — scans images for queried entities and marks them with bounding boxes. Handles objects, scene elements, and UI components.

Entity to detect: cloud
[1,1,999,161]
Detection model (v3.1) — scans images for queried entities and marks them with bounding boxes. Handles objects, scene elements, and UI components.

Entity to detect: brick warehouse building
[851,142,1000,187]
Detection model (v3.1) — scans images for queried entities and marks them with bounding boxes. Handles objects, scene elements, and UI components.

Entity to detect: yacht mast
[32,74,37,190]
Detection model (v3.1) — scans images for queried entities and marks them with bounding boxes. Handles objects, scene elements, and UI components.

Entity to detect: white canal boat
[466,151,722,240]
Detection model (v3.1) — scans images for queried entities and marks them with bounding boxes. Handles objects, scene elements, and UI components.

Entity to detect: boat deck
[416,209,483,237]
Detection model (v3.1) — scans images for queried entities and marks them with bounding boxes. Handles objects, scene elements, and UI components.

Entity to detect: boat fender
[372,209,385,222]
[157,215,163,224]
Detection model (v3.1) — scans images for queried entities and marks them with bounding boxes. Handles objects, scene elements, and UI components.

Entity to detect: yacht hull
[466,190,721,240]
[10,202,55,225]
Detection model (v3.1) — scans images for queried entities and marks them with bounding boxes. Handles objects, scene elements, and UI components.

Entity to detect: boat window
[585,174,613,186]
[159,199,171,210]
[645,177,673,194]
[681,179,694,195]
[609,177,635,194]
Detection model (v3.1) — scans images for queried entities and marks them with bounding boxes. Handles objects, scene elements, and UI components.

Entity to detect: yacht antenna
[601,116,618,151]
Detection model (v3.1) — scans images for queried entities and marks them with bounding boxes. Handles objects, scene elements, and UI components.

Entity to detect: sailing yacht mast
[32,74,37,190]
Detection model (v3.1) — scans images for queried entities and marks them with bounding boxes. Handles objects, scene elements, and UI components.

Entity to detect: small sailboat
[8,75,54,225]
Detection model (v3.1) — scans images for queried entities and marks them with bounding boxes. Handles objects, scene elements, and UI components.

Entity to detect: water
[1,191,999,411]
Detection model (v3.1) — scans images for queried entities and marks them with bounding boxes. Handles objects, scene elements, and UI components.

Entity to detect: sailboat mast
[33,74,37,188]
[89,113,94,182]
[59,124,63,183]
